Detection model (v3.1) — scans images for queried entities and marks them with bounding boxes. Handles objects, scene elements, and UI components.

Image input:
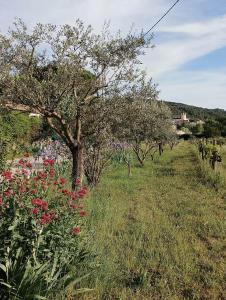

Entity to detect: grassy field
[77,142,226,300]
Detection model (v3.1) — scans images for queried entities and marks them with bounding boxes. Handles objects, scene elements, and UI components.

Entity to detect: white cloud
[144,14,226,77]
[158,69,226,109]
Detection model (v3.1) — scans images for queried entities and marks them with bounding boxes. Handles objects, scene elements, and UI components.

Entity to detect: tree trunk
[158,143,163,156]
[71,145,83,190]
[137,156,144,167]
[127,161,132,177]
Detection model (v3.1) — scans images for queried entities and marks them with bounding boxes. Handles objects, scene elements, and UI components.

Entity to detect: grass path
[80,142,226,300]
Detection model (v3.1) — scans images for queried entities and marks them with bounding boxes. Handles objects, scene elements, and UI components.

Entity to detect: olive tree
[115,77,172,167]
[0,19,152,187]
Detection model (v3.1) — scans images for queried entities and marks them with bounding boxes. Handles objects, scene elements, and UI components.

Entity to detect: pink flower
[3,190,11,197]
[71,193,78,200]
[79,210,86,217]
[49,168,55,177]
[41,201,48,211]
[31,208,39,214]
[32,198,43,206]
[75,179,81,185]
[2,171,13,181]
[59,177,66,185]
[68,201,77,210]
[78,188,87,198]
[43,159,55,167]
[26,162,32,168]
[71,226,81,235]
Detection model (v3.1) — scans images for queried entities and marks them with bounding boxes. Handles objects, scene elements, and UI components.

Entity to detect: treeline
[166,101,226,121]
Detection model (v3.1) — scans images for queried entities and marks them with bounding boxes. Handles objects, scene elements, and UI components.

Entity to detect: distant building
[173,112,190,126]
[29,113,40,118]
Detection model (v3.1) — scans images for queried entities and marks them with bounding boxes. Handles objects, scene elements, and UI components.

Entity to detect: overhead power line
[143,0,181,37]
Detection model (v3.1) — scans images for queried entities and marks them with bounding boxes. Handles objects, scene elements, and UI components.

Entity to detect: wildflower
[32,198,43,206]
[68,200,77,210]
[78,188,87,198]
[3,190,11,197]
[31,208,39,214]
[43,159,55,167]
[41,201,48,211]
[49,168,55,177]
[62,189,70,196]
[38,171,47,179]
[79,210,86,217]
[40,218,47,225]
[71,193,78,200]
[2,171,13,181]
[59,177,66,185]
[41,213,52,223]
[21,169,29,176]
[75,178,81,185]
[18,159,26,166]
[26,162,32,168]
[71,226,81,235]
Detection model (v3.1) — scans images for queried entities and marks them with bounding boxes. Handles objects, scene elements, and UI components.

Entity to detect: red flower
[21,169,29,176]
[68,201,77,210]
[75,179,81,185]
[18,159,28,168]
[3,190,11,197]
[71,226,81,235]
[62,189,70,196]
[2,171,13,181]
[71,193,78,200]
[32,198,43,206]
[79,210,86,217]
[31,208,39,214]
[78,188,87,198]
[0,198,3,206]
[41,201,48,211]
[43,159,55,167]
[38,171,47,179]
[59,177,66,185]
[26,162,32,168]
[40,218,47,225]
[49,168,55,177]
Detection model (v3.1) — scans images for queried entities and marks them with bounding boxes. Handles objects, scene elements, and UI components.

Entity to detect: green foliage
[0,110,41,161]
[0,159,89,299]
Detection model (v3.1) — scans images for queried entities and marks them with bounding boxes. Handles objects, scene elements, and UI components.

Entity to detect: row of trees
[0,19,175,187]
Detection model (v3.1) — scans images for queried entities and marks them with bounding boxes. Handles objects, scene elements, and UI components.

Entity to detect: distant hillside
[165,101,226,121]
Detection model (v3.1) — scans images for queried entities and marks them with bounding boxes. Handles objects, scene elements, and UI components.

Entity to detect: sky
[0,0,226,109]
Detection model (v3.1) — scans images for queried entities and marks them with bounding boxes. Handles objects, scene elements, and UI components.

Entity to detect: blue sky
[0,0,226,109]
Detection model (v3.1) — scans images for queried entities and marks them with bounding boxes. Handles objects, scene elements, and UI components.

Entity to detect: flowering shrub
[0,156,88,299]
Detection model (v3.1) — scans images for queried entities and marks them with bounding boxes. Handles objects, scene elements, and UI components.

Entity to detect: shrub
[0,156,88,299]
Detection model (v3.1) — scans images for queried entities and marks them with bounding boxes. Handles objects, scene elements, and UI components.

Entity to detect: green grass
[77,142,226,300]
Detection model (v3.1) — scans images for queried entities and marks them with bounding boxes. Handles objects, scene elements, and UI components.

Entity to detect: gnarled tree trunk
[71,144,83,190]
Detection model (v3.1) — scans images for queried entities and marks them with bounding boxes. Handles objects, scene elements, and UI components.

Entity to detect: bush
[0,157,88,299]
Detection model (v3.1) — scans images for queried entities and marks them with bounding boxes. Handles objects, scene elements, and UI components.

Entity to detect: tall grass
[194,149,225,191]
[74,142,226,300]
